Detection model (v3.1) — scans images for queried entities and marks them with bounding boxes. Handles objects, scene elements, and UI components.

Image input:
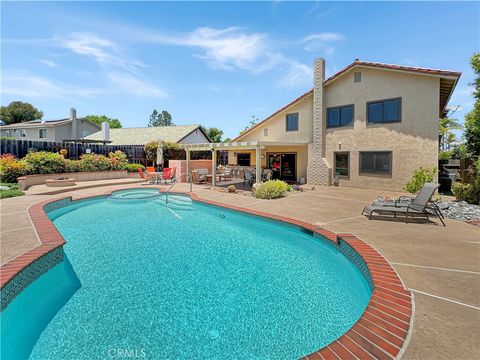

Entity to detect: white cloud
[39,59,57,68]
[146,27,269,72]
[107,73,167,98]
[277,60,313,88]
[301,32,345,52]
[1,72,105,99]
[1,70,166,99]
[60,32,145,72]
[144,26,312,88]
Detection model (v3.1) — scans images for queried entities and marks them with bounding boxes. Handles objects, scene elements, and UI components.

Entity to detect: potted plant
[227,185,236,193]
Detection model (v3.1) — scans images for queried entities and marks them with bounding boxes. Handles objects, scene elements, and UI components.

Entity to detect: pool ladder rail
[164,172,192,204]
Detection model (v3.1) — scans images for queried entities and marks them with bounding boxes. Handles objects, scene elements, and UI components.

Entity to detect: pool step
[154,195,193,210]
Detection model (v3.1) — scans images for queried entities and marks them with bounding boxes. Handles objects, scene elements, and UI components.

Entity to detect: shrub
[64,159,82,173]
[108,151,128,170]
[79,154,111,172]
[24,151,65,174]
[439,150,453,161]
[254,180,289,199]
[0,182,24,199]
[227,184,236,192]
[452,182,477,204]
[0,154,30,183]
[404,167,437,194]
[123,163,145,172]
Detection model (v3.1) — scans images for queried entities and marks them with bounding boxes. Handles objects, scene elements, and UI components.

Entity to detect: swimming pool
[2,189,372,359]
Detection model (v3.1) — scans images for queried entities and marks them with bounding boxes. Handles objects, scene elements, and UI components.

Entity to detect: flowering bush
[254,180,289,199]
[108,150,128,170]
[1,150,136,181]
[64,159,82,173]
[79,154,111,172]
[0,154,30,183]
[24,151,65,174]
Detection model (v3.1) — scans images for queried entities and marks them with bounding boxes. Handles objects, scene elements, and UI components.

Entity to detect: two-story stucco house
[222,59,461,191]
[0,108,101,142]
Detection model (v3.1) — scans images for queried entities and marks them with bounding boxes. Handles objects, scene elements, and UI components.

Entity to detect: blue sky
[1,1,478,139]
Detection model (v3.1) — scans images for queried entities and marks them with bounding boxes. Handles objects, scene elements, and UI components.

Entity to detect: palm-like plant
[439,117,462,150]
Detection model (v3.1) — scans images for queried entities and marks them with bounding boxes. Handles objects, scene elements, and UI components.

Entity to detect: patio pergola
[179,141,306,186]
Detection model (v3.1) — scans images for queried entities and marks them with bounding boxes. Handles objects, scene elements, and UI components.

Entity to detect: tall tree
[0,101,43,125]
[86,115,122,128]
[439,117,462,151]
[465,52,480,156]
[202,126,223,143]
[148,109,173,127]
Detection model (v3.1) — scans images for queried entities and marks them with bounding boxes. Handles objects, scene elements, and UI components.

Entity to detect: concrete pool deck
[1,181,479,359]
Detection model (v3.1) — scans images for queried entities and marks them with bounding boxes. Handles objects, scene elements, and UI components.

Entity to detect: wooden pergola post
[186,149,191,190]
[255,144,262,184]
[212,147,217,187]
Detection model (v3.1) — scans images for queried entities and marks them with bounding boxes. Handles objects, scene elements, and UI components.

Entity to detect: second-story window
[286,113,299,131]
[327,105,354,128]
[39,129,47,138]
[19,129,26,137]
[367,98,401,124]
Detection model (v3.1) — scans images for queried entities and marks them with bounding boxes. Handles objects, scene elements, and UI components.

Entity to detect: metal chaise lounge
[371,183,445,220]
[362,183,445,226]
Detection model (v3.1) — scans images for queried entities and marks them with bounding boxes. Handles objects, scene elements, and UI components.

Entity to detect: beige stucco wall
[236,95,314,143]
[227,145,308,182]
[324,68,440,191]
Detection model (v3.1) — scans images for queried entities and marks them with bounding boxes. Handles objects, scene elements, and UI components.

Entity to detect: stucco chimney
[102,122,110,142]
[307,58,332,185]
[70,108,77,139]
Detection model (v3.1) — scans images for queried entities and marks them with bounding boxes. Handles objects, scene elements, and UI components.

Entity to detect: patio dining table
[147,171,163,184]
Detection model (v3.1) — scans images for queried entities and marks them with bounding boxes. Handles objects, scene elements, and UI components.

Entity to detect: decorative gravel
[437,201,480,222]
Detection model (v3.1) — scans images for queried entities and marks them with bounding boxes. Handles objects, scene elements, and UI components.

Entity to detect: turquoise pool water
[2,189,371,359]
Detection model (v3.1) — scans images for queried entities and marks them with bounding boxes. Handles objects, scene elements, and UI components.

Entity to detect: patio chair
[146,166,156,173]
[362,183,445,226]
[223,168,233,181]
[160,168,176,185]
[262,169,273,181]
[137,168,156,184]
[243,171,253,186]
[191,169,209,184]
[372,183,444,220]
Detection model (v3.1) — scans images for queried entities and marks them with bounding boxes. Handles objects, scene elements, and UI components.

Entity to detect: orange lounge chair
[161,168,176,185]
[146,166,156,173]
[137,168,156,184]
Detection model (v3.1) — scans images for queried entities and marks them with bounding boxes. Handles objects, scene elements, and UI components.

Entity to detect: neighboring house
[227,59,460,191]
[84,125,211,145]
[0,109,100,142]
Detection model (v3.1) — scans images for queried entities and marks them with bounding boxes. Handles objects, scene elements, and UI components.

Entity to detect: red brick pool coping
[1,190,413,359]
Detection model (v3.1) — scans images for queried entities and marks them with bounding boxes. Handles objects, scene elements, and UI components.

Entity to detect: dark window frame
[367,97,402,124]
[285,112,299,132]
[39,128,47,139]
[359,151,393,177]
[334,151,350,179]
[237,152,251,166]
[327,104,355,128]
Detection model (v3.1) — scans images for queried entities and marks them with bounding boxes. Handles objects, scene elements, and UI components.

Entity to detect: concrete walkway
[1,182,479,359]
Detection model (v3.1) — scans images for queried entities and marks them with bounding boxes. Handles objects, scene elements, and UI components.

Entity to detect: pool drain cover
[209,329,219,340]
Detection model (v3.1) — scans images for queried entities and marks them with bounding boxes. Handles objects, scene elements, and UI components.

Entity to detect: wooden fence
[0,139,146,163]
